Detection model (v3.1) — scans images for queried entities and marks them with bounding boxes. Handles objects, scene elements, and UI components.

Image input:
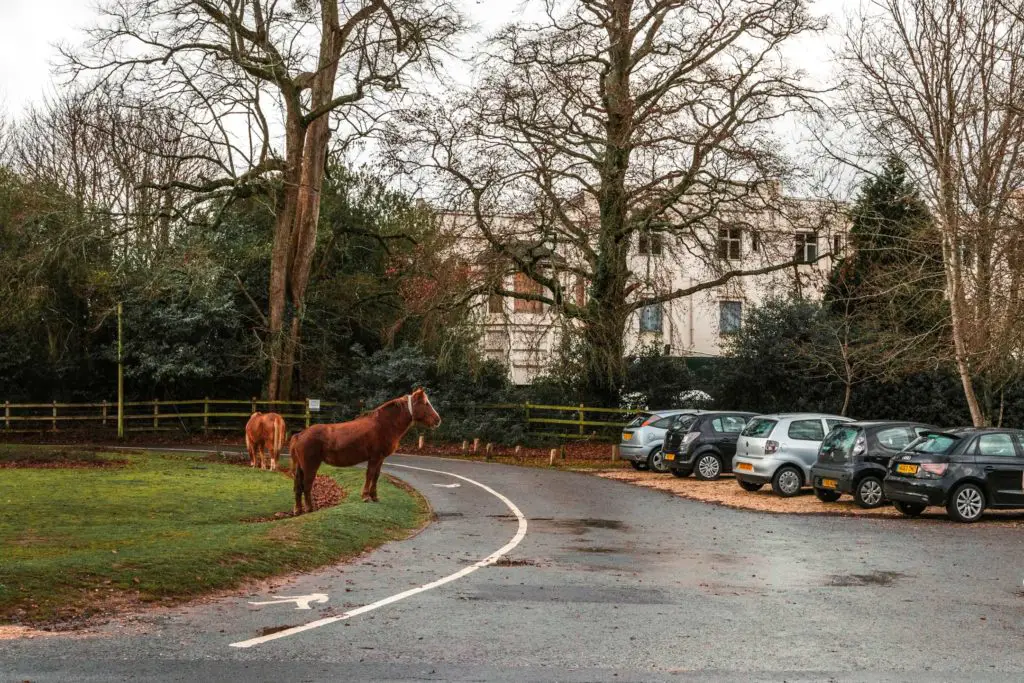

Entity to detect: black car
[884,428,1024,523]
[663,412,758,480]
[811,421,939,508]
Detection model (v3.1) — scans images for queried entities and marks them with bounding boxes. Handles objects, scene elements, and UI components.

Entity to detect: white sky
[1,0,856,115]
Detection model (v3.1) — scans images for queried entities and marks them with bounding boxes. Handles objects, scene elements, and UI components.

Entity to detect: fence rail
[0,398,647,441]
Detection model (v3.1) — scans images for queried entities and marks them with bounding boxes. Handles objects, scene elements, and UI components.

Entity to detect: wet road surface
[3,454,1023,681]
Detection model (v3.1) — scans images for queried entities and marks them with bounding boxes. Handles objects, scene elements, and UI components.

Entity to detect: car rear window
[742,418,777,438]
[673,414,698,431]
[650,416,676,430]
[821,425,859,456]
[712,416,748,433]
[788,419,825,441]
[626,413,652,428]
[908,433,959,454]
[875,427,914,451]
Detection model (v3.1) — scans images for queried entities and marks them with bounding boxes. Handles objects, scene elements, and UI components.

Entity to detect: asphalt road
[3,454,1023,682]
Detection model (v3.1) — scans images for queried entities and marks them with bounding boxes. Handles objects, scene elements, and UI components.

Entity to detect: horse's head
[409,387,441,428]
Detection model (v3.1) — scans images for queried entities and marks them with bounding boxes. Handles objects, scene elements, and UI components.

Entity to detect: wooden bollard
[611,444,619,461]
[462,440,468,452]
[418,435,425,450]
[549,448,557,466]
[472,438,480,453]
[485,443,493,460]
[514,445,521,457]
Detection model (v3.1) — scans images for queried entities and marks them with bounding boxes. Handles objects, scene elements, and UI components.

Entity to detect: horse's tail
[273,416,284,455]
[289,433,304,492]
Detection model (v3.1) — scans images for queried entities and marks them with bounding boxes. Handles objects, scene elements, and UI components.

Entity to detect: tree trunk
[943,229,986,426]
[580,303,629,405]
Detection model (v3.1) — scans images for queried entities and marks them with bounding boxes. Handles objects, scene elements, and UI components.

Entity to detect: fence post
[52,400,58,432]
[4,400,9,430]
[153,398,159,430]
[102,400,108,427]
[612,444,619,462]
[203,397,210,435]
[305,399,311,428]
[579,403,585,436]
[251,396,257,415]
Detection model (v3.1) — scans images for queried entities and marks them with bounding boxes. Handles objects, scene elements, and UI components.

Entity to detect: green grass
[0,446,428,626]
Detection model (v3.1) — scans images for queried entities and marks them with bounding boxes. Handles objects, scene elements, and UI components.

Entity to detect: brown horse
[244,412,286,471]
[289,388,441,513]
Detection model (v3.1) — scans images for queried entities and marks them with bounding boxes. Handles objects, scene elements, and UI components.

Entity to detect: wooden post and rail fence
[0,399,646,444]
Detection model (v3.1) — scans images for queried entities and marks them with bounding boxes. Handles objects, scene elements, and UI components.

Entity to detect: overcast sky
[1,0,855,116]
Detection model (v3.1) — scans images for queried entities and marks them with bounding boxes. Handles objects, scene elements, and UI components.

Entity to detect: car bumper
[732,456,778,485]
[883,476,946,507]
[619,443,651,462]
[811,465,856,494]
[663,448,695,471]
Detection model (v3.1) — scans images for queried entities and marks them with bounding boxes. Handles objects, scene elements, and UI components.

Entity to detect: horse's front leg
[368,459,384,502]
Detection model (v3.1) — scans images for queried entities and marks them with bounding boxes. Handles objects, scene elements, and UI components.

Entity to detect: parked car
[619,409,701,473]
[810,421,939,508]
[663,412,759,480]
[884,428,1024,523]
[733,413,854,496]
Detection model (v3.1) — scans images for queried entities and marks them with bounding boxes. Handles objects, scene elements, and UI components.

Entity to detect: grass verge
[0,445,428,627]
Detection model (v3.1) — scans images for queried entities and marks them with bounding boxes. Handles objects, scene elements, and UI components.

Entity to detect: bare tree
[65,0,462,399]
[838,0,1024,425]
[390,0,833,401]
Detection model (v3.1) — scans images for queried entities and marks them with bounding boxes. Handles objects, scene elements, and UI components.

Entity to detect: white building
[444,192,846,385]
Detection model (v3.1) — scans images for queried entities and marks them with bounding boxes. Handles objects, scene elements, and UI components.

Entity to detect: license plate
[897,463,919,475]
[737,462,754,472]
[821,478,838,489]
[664,453,675,460]
[622,433,632,441]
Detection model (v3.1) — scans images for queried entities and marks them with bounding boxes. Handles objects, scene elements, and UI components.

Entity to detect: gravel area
[597,470,1024,527]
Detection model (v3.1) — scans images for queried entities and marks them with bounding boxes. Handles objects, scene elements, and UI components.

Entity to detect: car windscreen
[741,418,777,438]
[906,432,959,454]
[625,413,652,428]
[671,414,698,431]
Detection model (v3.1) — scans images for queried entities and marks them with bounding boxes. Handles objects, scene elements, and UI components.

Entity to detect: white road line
[229,462,529,649]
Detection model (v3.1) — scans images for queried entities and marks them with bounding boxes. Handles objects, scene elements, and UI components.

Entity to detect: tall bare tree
[838,0,1024,425]
[65,0,462,399]
[390,0,833,401]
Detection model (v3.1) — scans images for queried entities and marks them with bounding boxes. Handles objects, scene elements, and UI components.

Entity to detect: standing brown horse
[244,412,286,471]
[289,388,441,513]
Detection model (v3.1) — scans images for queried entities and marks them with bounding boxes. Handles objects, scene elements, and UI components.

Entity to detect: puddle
[259,624,298,636]
[572,546,621,553]
[829,571,906,587]
[492,556,542,567]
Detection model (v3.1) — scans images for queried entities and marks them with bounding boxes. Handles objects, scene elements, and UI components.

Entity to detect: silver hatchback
[732,413,853,496]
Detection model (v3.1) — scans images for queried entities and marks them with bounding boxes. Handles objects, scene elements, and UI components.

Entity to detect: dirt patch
[492,557,542,567]
[597,470,1024,527]
[0,625,65,640]
[0,448,127,469]
[242,475,345,522]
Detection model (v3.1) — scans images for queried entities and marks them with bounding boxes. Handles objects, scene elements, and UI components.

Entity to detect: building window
[574,278,586,307]
[488,293,503,313]
[638,231,663,256]
[718,227,742,261]
[513,272,544,313]
[795,232,818,263]
[640,304,663,333]
[832,234,844,255]
[750,231,760,253]
[719,300,742,334]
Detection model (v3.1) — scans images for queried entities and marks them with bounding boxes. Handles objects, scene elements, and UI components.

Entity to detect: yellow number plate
[897,463,919,475]
[821,478,838,489]
[737,462,754,472]
[664,453,675,461]
[622,433,632,441]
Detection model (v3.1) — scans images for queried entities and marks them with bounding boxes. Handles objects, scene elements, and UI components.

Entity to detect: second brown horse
[289,388,441,513]
[245,412,286,471]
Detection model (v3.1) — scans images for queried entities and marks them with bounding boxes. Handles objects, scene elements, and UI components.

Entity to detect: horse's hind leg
[303,464,317,512]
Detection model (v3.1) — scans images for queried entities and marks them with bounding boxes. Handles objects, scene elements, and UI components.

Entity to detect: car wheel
[629,460,647,471]
[947,482,986,523]
[771,465,803,497]
[738,480,764,492]
[670,468,691,478]
[647,447,669,473]
[893,500,926,517]
[814,488,841,503]
[854,476,885,509]
[694,453,723,481]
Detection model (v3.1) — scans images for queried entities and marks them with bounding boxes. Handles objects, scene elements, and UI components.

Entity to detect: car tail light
[765,440,779,454]
[919,462,948,478]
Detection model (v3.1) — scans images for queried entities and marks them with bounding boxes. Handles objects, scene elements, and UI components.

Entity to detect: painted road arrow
[248,593,329,610]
